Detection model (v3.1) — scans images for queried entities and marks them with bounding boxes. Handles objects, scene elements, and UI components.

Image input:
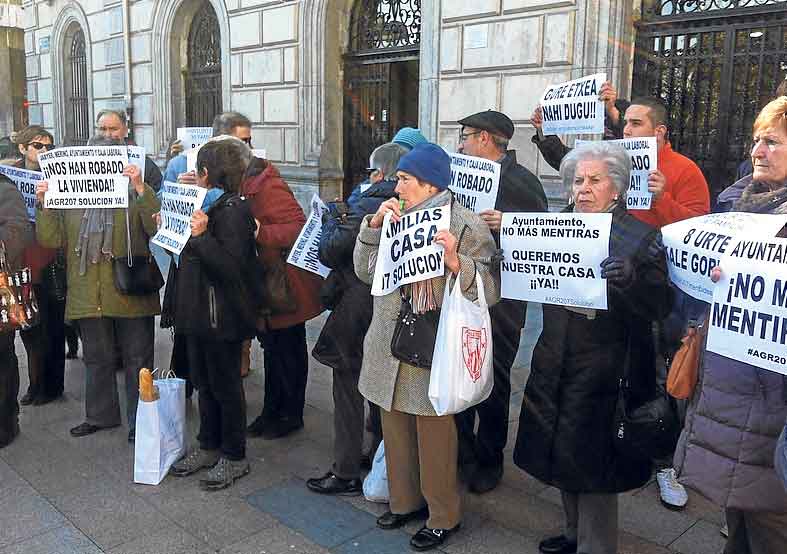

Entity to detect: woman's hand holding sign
[434,230,460,275]
[190,210,208,237]
[600,256,634,288]
[35,180,48,206]
[369,197,402,229]
[123,164,145,196]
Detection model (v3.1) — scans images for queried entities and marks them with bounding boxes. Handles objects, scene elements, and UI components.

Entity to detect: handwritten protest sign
[371,205,451,296]
[38,146,129,209]
[127,145,145,173]
[706,236,787,375]
[0,165,41,221]
[151,182,207,255]
[662,213,787,303]
[448,153,500,213]
[540,73,606,135]
[500,212,612,310]
[576,137,657,210]
[287,194,331,278]
[176,127,212,150]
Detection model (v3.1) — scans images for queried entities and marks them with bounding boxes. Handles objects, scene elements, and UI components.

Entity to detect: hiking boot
[656,468,688,510]
[199,457,250,490]
[171,448,220,477]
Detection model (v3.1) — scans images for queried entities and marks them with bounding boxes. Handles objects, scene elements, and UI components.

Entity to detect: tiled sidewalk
[0,306,726,553]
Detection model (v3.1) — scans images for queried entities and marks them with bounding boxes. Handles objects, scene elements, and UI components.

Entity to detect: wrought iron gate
[343,0,421,194]
[633,0,787,200]
[66,29,89,146]
[185,3,222,127]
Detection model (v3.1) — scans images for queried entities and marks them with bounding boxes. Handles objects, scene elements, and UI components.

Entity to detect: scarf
[733,178,787,215]
[76,209,114,276]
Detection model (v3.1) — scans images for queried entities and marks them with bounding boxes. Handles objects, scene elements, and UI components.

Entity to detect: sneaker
[199,457,250,490]
[720,523,728,538]
[171,448,220,477]
[656,468,688,510]
[306,471,362,496]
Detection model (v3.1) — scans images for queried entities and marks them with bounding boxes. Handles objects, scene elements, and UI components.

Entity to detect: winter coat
[241,159,323,330]
[777,423,787,493]
[35,185,161,320]
[514,204,672,493]
[164,192,258,342]
[353,193,500,413]
[0,175,32,271]
[312,178,397,372]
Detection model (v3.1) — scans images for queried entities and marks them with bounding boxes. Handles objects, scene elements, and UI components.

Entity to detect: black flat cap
[458,110,515,140]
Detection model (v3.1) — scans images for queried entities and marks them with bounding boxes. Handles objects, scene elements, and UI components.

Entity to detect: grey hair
[560,141,631,205]
[369,142,409,180]
[211,111,252,137]
[87,135,126,147]
[208,134,252,167]
[491,134,509,153]
[95,109,128,127]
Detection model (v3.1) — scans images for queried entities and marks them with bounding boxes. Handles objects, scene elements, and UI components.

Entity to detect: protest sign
[287,194,331,278]
[186,148,199,172]
[0,165,41,221]
[500,212,612,310]
[662,213,787,303]
[706,236,787,376]
[176,127,212,150]
[127,145,146,173]
[38,146,129,209]
[251,149,267,159]
[540,73,606,135]
[371,205,451,296]
[150,182,207,255]
[448,153,500,213]
[576,137,657,210]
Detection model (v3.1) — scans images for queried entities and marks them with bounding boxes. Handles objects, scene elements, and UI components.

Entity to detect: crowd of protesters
[0,81,785,554]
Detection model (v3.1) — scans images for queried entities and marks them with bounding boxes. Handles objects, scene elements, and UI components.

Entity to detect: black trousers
[456,299,526,469]
[259,323,308,421]
[20,284,67,400]
[0,331,19,447]
[187,336,246,460]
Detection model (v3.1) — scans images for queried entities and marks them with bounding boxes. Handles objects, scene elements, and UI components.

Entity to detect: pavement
[0,304,727,554]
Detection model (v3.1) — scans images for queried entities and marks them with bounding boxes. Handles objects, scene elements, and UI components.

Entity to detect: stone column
[0,26,26,137]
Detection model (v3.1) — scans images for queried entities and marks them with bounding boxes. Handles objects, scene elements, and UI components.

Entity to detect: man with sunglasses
[96,110,163,193]
[454,110,547,494]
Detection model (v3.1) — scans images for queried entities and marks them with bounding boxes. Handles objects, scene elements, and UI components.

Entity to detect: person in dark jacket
[168,137,257,490]
[454,110,548,494]
[306,142,405,496]
[0,174,33,448]
[514,142,672,554]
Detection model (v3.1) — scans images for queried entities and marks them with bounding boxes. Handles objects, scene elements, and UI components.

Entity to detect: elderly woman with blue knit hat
[353,143,499,551]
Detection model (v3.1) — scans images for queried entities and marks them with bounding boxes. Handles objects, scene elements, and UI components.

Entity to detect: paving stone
[106,523,214,554]
[619,530,672,554]
[0,458,33,501]
[0,523,101,554]
[332,527,413,554]
[668,519,727,554]
[443,517,541,554]
[219,522,329,554]
[466,481,563,539]
[0,492,66,548]
[619,490,696,546]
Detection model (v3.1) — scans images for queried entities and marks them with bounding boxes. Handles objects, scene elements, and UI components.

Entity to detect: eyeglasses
[28,142,54,151]
[366,167,381,175]
[458,131,482,143]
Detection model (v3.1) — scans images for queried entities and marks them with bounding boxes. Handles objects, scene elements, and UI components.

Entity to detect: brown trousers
[381,408,461,529]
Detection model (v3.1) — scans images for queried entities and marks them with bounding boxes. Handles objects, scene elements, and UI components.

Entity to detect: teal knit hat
[392,127,428,151]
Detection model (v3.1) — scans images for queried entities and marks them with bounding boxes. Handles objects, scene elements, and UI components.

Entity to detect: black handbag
[113,255,164,295]
[390,291,440,370]
[43,250,67,301]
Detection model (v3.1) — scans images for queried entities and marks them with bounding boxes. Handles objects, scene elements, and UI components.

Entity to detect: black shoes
[539,534,578,554]
[246,415,270,437]
[260,417,304,440]
[376,507,430,530]
[306,471,362,496]
[69,422,118,437]
[20,392,34,406]
[469,464,503,494]
[410,524,460,551]
[21,391,62,406]
[128,429,135,443]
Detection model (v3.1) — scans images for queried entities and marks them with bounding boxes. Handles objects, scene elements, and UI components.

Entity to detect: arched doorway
[343,0,421,194]
[184,2,223,127]
[63,25,90,145]
[633,0,787,200]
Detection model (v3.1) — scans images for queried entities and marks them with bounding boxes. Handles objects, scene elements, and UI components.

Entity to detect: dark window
[65,29,90,146]
[185,3,222,127]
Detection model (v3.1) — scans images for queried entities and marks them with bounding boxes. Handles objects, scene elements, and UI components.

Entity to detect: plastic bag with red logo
[428,271,493,416]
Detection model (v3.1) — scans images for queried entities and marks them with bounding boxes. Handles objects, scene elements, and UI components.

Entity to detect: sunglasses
[28,141,54,151]
[241,137,252,146]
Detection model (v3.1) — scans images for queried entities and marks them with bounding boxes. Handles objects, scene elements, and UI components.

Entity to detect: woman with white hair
[513,142,673,554]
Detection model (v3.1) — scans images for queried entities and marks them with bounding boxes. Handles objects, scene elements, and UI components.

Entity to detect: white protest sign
[448,153,500,213]
[38,146,129,209]
[186,148,199,172]
[576,137,657,210]
[150,182,207,255]
[500,212,612,310]
[127,145,145,173]
[176,127,212,150]
[251,149,267,159]
[371,205,451,296]
[287,194,331,278]
[540,73,606,135]
[706,236,787,375]
[662,213,787,303]
[0,165,41,222]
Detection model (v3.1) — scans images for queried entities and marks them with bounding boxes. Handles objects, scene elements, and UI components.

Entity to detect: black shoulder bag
[390,289,440,370]
[113,208,164,296]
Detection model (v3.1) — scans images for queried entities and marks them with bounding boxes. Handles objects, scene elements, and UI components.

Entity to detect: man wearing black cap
[456,110,547,494]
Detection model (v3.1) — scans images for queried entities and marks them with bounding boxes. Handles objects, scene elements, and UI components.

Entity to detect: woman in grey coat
[354,143,498,551]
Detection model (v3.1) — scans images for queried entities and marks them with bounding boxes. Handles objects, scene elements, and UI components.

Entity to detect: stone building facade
[20,0,636,205]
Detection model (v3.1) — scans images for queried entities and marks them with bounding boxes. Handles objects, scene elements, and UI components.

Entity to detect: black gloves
[601,256,634,288]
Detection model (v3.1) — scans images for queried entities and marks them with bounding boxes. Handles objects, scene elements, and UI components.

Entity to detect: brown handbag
[255,250,297,317]
[666,318,706,400]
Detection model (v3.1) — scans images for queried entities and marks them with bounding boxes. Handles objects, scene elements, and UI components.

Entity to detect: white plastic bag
[428,271,493,416]
[363,441,389,503]
[134,374,186,485]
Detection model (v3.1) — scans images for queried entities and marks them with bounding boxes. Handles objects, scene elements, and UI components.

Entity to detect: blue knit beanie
[392,127,428,150]
[396,143,452,191]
